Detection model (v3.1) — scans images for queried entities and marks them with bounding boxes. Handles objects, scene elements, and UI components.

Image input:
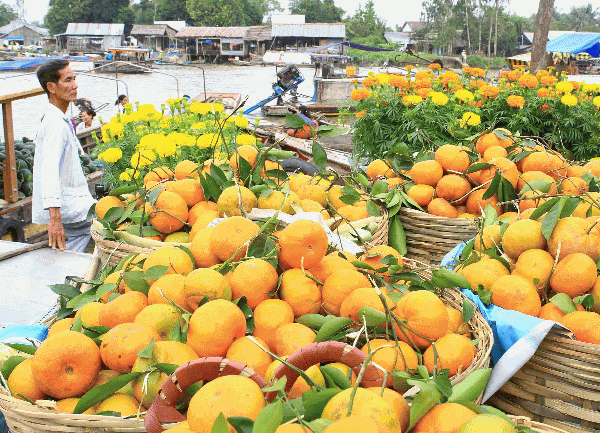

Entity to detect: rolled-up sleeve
[38,123,65,209]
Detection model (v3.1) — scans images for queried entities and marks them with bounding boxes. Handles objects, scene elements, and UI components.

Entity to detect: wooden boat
[192,92,243,112]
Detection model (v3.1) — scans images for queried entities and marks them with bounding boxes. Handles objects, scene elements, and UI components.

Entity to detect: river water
[0,64,322,140]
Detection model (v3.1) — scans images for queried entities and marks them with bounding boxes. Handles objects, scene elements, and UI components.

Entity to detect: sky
[12,0,597,27]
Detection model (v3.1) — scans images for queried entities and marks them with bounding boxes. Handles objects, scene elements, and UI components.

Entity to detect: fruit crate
[490,328,600,433]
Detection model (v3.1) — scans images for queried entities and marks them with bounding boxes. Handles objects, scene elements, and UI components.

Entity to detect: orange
[549,253,597,298]
[279,269,322,317]
[188,200,219,225]
[96,393,142,416]
[367,388,409,433]
[361,339,418,386]
[47,318,75,338]
[143,246,194,281]
[584,160,600,177]
[98,291,148,329]
[31,331,102,399]
[412,402,477,433]
[144,166,174,184]
[465,189,501,216]
[435,175,471,204]
[561,177,588,195]
[189,227,221,267]
[230,258,279,309]
[257,190,301,214]
[297,185,327,207]
[428,198,458,218]
[435,144,471,173]
[483,145,508,162]
[407,184,435,208]
[475,129,513,155]
[148,274,188,309]
[55,397,95,415]
[521,152,567,179]
[95,196,123,220]
[184,268,232,310]
[189,211,220,241]
[75,301,104,327]
[409,160,444,186]
[328,251,358,262]
[561,311,600,344]
[538,303,575,322]
[489,275,541,316]
[229,146,259,169]
[473,225,501,252]
[395,290,449,349]
[446,306,470,335]
[278,219,328,269]
[275,323,316,357]
[501,219,546,260]
[517,171,556,194]
[174,159,199,180]
[322,415,387,433]
[547,217,600,261]
[301,198,325,212]
[518,190,546,211]
[289,174,312,193]
[457,259,510,292]
[253,299,295,352]
[275,425,315,433]
[186,299,246,357]
[309,255,356,283]
[100,323,160,373]
[8,358,46,402]
[148,190,189,234]
[226,336,272,377]
[187,375,266,432]
[322,269,371,315]
[337,205,370,221]
[512,249,554,292]
[164,179,205,207]
[210,216,260,262]
[217,185,257,217]
[479,157,520,189]
[134,304,181,340]
[340,287,393,323]
[423,333,476,376]
[360,245,403,279]
[366,159,395,179]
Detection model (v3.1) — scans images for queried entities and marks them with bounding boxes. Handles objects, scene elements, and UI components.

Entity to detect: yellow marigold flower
[190,121,207,130]
[388,74,409,88]
[108,122,124,138]
[518,74,538,89]
[429,92,448,105]
[402,95,423,106]
[537,88,550,98]
[99,147,122,163]
[197,133,222,149]
[593,96,600,108]
[455,89,475,102]
[137,133,165,150]
[555,81,573,94]
[351,88,372,101]
[561,94,578,107]
[374,73,389,85]
[506,95,526,108]
[460,112,481,127]
[415,70,431,80]
[102,134,110,144]
[153,138,177,158]
[236,134,257,146]
[167,132,195,147]
[362,77,375,87]
[120,171,131,181]
[130,149,156,168]
[189,102,210,114]
[233,116,249,128]
[581,83,598,93]
[355,110,367,118]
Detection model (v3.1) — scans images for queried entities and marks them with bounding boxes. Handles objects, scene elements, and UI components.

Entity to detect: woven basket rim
[399,207,479,226]
[509,415,571,433]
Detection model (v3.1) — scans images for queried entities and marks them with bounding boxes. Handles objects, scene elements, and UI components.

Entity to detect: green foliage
[44,0,132,35]
[0,2,17,27]
[344,0,387,46]
[186,0,265,26]
[288,0,344,23]
[465,55,506,69]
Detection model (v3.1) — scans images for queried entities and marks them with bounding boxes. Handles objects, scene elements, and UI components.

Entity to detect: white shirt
[32,103,97,225]
[75,118,98,134]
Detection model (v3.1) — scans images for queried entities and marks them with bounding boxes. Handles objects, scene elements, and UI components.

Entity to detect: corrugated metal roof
[175,27,250,38]
[244,26,272,41]
[522,31,592,45]
[271,23,345,38]
[65,23,124,36]
[0,20,49,37]
[131,24,176,36]
[384,32,410,43]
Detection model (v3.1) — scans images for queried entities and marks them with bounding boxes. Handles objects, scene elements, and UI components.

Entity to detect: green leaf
[210,164,228,186]
[371,180,389,196]
[465,162,493,174]
[519,178,554,194]
[408,382,443,430]
[233,297,255,334]
[528,197,560,221]
[462,300,475,324]
[212,413,231,433]
[200,173,222,201]
[228,417,255,433]
[66,289,98,310]
[573,294,595,310]
[237,156,253,184]
[339,187,360,205]
[262,377,288,393]
[281,398,305,424]
[73,371,144,413]
[147,185,163,206]
[103,206,125,223]
[448,368,492,402]
[313,317,352,343]
[431,269,472,290]
[302,389,342,422]
[366,200,381,217]
[434,374,453,398]
[388,216,407,256]
[284,113,307,129]
[246,234,278,269]
[144,265,169,281]
[319,366,351,390]
[109,185,138,196]
[312,141,328,172]
[154,363,179,375]
[560,196,581,219]
[125,225,161,237]
[549,293,577,314]
[478,289,493,305]
[307,419,333,433]
[96,411,121,417]
[296,314,331,330]
[417,365,430,379]
[252,399,283,433]
[121,270,151,295]
[117,200,137,224]
[70,314,83,332]
[264,169,288,181]
[0,356,26,380]
[50,284,81,299]
[137,338,155,359]
[357,306,388,326]
[316,124,349,137]
[541,196,566,240]
[483,172,501,200]
[499,178,518,203]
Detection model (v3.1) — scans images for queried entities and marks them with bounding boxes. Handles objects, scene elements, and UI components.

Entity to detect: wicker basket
[397,208,477,265]
[91,221,156,267]
[489,328,600,433]
[509,416,571,433]
[364,208,389,251]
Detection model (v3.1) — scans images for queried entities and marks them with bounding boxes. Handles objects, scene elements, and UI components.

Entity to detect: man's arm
[48,207,65,250]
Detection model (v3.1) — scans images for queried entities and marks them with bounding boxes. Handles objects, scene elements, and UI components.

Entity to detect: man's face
[48,66,78,103]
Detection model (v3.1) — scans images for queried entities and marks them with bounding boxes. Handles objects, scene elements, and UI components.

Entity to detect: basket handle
[145,357,268,433]
[264,341,384,401]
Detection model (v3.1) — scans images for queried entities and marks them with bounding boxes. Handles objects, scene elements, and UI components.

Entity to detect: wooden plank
[0,88,45,104]
[1,101,18,203]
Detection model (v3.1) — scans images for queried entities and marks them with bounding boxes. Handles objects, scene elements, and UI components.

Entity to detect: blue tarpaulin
[546,33,600,58]
[0,56,90,71]
[304,41,393,54]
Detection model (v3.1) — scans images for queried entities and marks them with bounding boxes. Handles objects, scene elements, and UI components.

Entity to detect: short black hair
[36,59,70,95]
[82,107,96,117]
[115,94,127,105]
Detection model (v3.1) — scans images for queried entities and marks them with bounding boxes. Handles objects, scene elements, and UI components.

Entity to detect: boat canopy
[0,56,90,71]
[304,41,394,54]
[546,33,600,58]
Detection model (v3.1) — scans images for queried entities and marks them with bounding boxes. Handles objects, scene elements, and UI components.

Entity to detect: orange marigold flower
[362,77,375,87]
[518,74,538,89]
[355,110,367,118]
[500,71,510,78]
[537,88,550,98]
[540,76,556,86]
[507,71,517,81]
[417,87,433,98]
[569,81,580,91]
[429,62,441,70]
[415,78,432,89]
[415,70,431,80]
[471,68,485,78]
[442,71,460,87]
[540,104,551,111]
[406,64,415,70]
[536,70,549,78]
[476,100,484,107]
[462,66,471,75]
[481,85,499,99]
[388,74,409,88]
[351,88,372,101]
[506,95,525,108]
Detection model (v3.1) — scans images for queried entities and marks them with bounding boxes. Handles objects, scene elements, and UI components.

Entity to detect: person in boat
[115,94,128,115]
[287,105,319,140]
[33,59,96,251]
[76,107,97,133]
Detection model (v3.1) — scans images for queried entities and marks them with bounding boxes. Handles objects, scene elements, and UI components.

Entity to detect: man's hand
[48,207,66,251]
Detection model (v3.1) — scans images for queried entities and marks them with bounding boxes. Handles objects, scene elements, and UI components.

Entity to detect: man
[33,59,96,251]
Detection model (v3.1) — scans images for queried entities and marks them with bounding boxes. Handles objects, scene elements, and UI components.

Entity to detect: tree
[345,0,386,45]
[44,0,131,35]
[530,0,554,72]
[288,0,344,23]
[0,2,17,27]
[186,0,266,25]
[156,0,190,22]
[132,0,154,24]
